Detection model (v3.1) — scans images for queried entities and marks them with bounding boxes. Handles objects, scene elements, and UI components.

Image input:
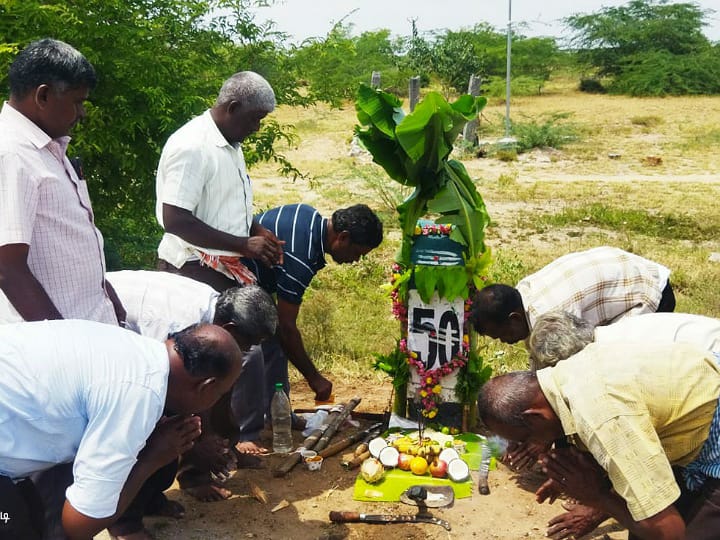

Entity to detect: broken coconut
[360,457,385,484]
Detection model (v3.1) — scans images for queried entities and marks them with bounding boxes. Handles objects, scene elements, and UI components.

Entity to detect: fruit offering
[391,435,442,459]
[410,456,429,476]
[397,452,413,471]
[429,458,448,478]
[360,457,385,484]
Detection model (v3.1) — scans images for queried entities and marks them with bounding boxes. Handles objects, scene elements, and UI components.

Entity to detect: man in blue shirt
[238,204,382,433]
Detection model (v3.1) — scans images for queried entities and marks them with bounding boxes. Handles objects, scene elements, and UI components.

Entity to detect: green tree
[0,0,303,267]
[566,0,718,95]
[290,23,403,106]
[429,29,485,93]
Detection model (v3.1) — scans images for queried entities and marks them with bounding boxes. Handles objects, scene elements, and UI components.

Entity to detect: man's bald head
[477,371,562,445]
[170,323,243,378]
[165,323,244,414]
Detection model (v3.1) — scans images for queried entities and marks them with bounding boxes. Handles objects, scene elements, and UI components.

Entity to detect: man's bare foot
[235,440,268,454]
[183,483,232,502]
[109,529,154,540]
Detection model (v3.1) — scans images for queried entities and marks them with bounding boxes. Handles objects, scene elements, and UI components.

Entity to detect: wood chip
[271,499,290,513]
[248,480,268,504]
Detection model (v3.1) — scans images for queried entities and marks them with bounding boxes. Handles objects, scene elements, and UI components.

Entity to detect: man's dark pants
[0,475,43,540]
[32,460,178,539]
[627,473,720,540]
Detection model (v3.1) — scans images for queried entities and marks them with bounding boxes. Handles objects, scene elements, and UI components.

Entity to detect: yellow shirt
[537,342,720,521]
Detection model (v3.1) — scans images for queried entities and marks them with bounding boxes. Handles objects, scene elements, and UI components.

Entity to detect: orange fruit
[410,456,428,476]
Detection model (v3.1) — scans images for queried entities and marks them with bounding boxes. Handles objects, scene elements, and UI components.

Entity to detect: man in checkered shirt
[469,246,675,344]
[0,38,125,325]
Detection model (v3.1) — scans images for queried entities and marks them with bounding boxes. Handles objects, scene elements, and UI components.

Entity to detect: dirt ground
[109,376,626,540]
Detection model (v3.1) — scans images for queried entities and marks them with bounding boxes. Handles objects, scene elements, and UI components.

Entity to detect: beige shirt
[537,342,720,521]
[155,110,254,268]
[517,246,670,329]
[0,103,116,324]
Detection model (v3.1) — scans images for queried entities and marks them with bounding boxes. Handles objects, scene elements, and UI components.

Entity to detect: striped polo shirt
[244,204,327,304]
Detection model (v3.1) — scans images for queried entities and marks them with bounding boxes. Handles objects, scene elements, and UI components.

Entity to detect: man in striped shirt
[237,203,382,436]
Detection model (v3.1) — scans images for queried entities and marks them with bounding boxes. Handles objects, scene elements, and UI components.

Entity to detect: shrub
[483,75,548,97]
[579,78,606,94]
[511,112,580,152]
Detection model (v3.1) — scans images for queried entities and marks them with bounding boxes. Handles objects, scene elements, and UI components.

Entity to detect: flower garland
[414,223,453,236]
[389,262,473,418]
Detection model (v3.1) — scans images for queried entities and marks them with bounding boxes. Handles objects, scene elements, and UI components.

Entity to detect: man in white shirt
[155,71,283,291]
[470,246,674,344]
[0,38,125,325]
[0,320,243,540]
[106,270,278,508]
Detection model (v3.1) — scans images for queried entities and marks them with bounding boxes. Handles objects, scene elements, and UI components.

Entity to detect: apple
[397,452,413,471]
[429,459,448,479]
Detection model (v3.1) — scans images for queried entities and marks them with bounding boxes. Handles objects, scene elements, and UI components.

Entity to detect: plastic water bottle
[271,383,293,453]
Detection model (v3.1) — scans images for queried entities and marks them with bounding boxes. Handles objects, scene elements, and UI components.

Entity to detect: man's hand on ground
[308,374,333,402]
[546,502,609,540]
[536,477,564,505]
[141,415,201,467]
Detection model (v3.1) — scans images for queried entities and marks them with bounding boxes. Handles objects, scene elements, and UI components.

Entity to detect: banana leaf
[427,163,490,259]
[355,84,489,267]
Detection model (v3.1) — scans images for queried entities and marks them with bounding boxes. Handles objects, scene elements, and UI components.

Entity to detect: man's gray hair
[215,71,276,112]
[214,285,278,342]
[528,311,595,370]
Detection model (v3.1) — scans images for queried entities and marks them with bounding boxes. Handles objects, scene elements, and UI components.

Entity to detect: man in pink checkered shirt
[0,38,125,325]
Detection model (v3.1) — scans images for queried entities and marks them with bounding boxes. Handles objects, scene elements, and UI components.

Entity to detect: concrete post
[462,74,482,146]
[409,76,421,111]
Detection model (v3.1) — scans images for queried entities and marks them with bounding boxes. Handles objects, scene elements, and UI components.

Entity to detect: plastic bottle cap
[275,383,283,389]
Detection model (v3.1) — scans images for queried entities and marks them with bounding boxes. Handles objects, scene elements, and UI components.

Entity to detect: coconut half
[447,458,470,482]
[438,447,460,465]
[368,437,388,458]
[378,445,399,468]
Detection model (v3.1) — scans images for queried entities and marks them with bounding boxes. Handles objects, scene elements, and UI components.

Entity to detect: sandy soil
[105,377,626,540]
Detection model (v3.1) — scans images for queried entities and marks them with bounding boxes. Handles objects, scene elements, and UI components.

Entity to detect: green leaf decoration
[414,266,439,304]
[372,342,410,389]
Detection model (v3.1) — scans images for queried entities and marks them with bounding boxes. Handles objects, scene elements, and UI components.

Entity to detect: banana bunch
[391,436,442,458]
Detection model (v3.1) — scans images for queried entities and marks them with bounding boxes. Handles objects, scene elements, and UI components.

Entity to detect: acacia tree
[0,0,303,267]
[566,0,719,95]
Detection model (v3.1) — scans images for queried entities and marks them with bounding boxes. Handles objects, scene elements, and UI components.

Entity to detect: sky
[252,0,720,44]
